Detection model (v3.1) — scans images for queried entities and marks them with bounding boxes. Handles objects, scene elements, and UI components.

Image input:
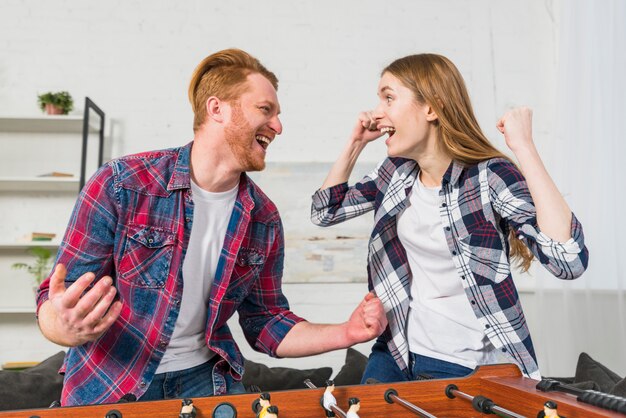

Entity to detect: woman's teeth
[380,127,396,135]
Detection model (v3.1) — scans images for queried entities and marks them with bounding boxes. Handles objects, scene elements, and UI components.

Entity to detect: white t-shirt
[397,173,499,369]
[156,180,238,373]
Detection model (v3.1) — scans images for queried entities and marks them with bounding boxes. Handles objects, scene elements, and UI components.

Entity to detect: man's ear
[206,96,226,123]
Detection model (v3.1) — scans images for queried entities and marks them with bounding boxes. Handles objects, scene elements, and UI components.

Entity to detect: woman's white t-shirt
[397,174,499,369]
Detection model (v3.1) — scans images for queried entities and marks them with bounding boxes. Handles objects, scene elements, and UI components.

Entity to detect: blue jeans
[140,357,246,402]
[361,339,473,383]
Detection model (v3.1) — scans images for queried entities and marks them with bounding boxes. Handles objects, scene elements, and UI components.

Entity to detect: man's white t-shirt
[397,174,499,370]
[156,180,238,373]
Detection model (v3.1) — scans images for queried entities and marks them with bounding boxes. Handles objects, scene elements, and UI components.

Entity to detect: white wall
[2,0,623,380]
[0,0,558,163]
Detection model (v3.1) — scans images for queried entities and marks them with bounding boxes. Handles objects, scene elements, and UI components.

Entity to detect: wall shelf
[0,176,80,192]
[0,115,99,133]
[0,242,60,250]
[0,99,105,318]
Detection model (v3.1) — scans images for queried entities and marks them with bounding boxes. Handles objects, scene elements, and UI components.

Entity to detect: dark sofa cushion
[242,359,332,392]
[611,376,626,397]
[333,348,368,386]
[574,352,622,393]
[0,351,64,411]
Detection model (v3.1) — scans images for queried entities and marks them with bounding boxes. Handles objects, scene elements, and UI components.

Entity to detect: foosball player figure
[322,379,337,417]
[265,405,279,418]
[346,397,361,418]
[537,400,564,418]
[179,398,197,418]
[256,392,272,418]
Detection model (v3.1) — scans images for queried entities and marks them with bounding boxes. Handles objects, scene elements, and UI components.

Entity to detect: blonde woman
[311,54,588,383]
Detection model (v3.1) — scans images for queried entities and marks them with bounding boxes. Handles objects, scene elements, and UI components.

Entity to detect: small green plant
[12,247,54,285]
[37,91,74,115]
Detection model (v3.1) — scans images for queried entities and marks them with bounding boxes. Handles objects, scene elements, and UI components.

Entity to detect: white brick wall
[0,0,559,162]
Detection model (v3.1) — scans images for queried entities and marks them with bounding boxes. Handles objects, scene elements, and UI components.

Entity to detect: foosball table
[1,364,624,417]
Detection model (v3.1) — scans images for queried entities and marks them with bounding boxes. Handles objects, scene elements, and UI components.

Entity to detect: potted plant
[12,246,54,289]
[37,91,74,115]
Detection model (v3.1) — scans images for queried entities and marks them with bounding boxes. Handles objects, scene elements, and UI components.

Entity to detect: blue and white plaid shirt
[312,157,588,379]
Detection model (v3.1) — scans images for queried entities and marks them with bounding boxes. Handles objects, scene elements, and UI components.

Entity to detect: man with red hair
[36,49,387,406]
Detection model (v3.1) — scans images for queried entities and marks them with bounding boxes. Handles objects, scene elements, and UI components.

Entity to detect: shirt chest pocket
[223,248,266,302]
[457,221,510,284]
[118,225,176,288]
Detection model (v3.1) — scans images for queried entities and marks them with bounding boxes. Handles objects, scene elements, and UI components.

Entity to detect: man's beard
[224,104,266,172]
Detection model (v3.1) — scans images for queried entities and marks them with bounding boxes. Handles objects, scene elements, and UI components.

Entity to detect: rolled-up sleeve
[487,159,588,279]
[311,172,379,227]
[237,220,304,357]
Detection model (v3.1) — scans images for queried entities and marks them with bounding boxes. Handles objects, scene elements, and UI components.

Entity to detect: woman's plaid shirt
[312,157,588,379]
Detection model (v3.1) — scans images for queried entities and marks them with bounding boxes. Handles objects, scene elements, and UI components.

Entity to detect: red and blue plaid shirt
[37,142,303,406]
[312,157,588,380]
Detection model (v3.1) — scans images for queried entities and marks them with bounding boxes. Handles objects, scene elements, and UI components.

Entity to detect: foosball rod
[536,379,626,414]
[383,389,438,418]
[445,384,526,418]
[303,379,347,418]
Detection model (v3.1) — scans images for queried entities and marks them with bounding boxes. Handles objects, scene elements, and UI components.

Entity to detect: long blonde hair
[384,54,533,271]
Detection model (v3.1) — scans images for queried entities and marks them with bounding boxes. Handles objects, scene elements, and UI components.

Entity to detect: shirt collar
[398,158,465,189]
[237,173,255,211]
[167,141,193,191]
[167,141,255,211]
[442,160,465,186]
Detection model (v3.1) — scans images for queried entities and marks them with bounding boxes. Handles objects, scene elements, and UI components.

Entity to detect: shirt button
[159,340,167,349]
[502,348,507,353]
[441,203,447,207]
[147,237,154,244]
[139,381,146,387]
[485,324,491,329]
[185,217,191,223]
[470,300,476,305]
[461,275,466,280]
[445,226,451,231]
[452,251,457,255]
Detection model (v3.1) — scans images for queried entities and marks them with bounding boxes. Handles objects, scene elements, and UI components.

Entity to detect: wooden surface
[0,364,623,418]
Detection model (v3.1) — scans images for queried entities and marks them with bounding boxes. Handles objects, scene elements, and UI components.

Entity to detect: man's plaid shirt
[312,157,588,379]
[37,142,303,405]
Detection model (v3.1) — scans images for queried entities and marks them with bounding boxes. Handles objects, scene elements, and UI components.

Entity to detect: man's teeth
[380,127,396,134]
[255,135,271,146]
[255,135,270,145]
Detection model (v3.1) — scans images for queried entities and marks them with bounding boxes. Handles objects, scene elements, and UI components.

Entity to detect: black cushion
[611,376,626,397]
[333,348,368,386]
[242,359,332,392]
[574,352,622,393]
[0,351,64,411]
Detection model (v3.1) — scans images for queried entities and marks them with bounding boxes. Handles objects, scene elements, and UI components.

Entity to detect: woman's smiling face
[373,71,438,160]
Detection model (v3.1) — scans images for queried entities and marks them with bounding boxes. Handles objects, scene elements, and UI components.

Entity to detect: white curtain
[532,0,626,377]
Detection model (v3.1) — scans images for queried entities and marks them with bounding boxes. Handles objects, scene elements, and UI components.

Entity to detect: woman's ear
[425,105,439,122]
[425,96,443,122]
